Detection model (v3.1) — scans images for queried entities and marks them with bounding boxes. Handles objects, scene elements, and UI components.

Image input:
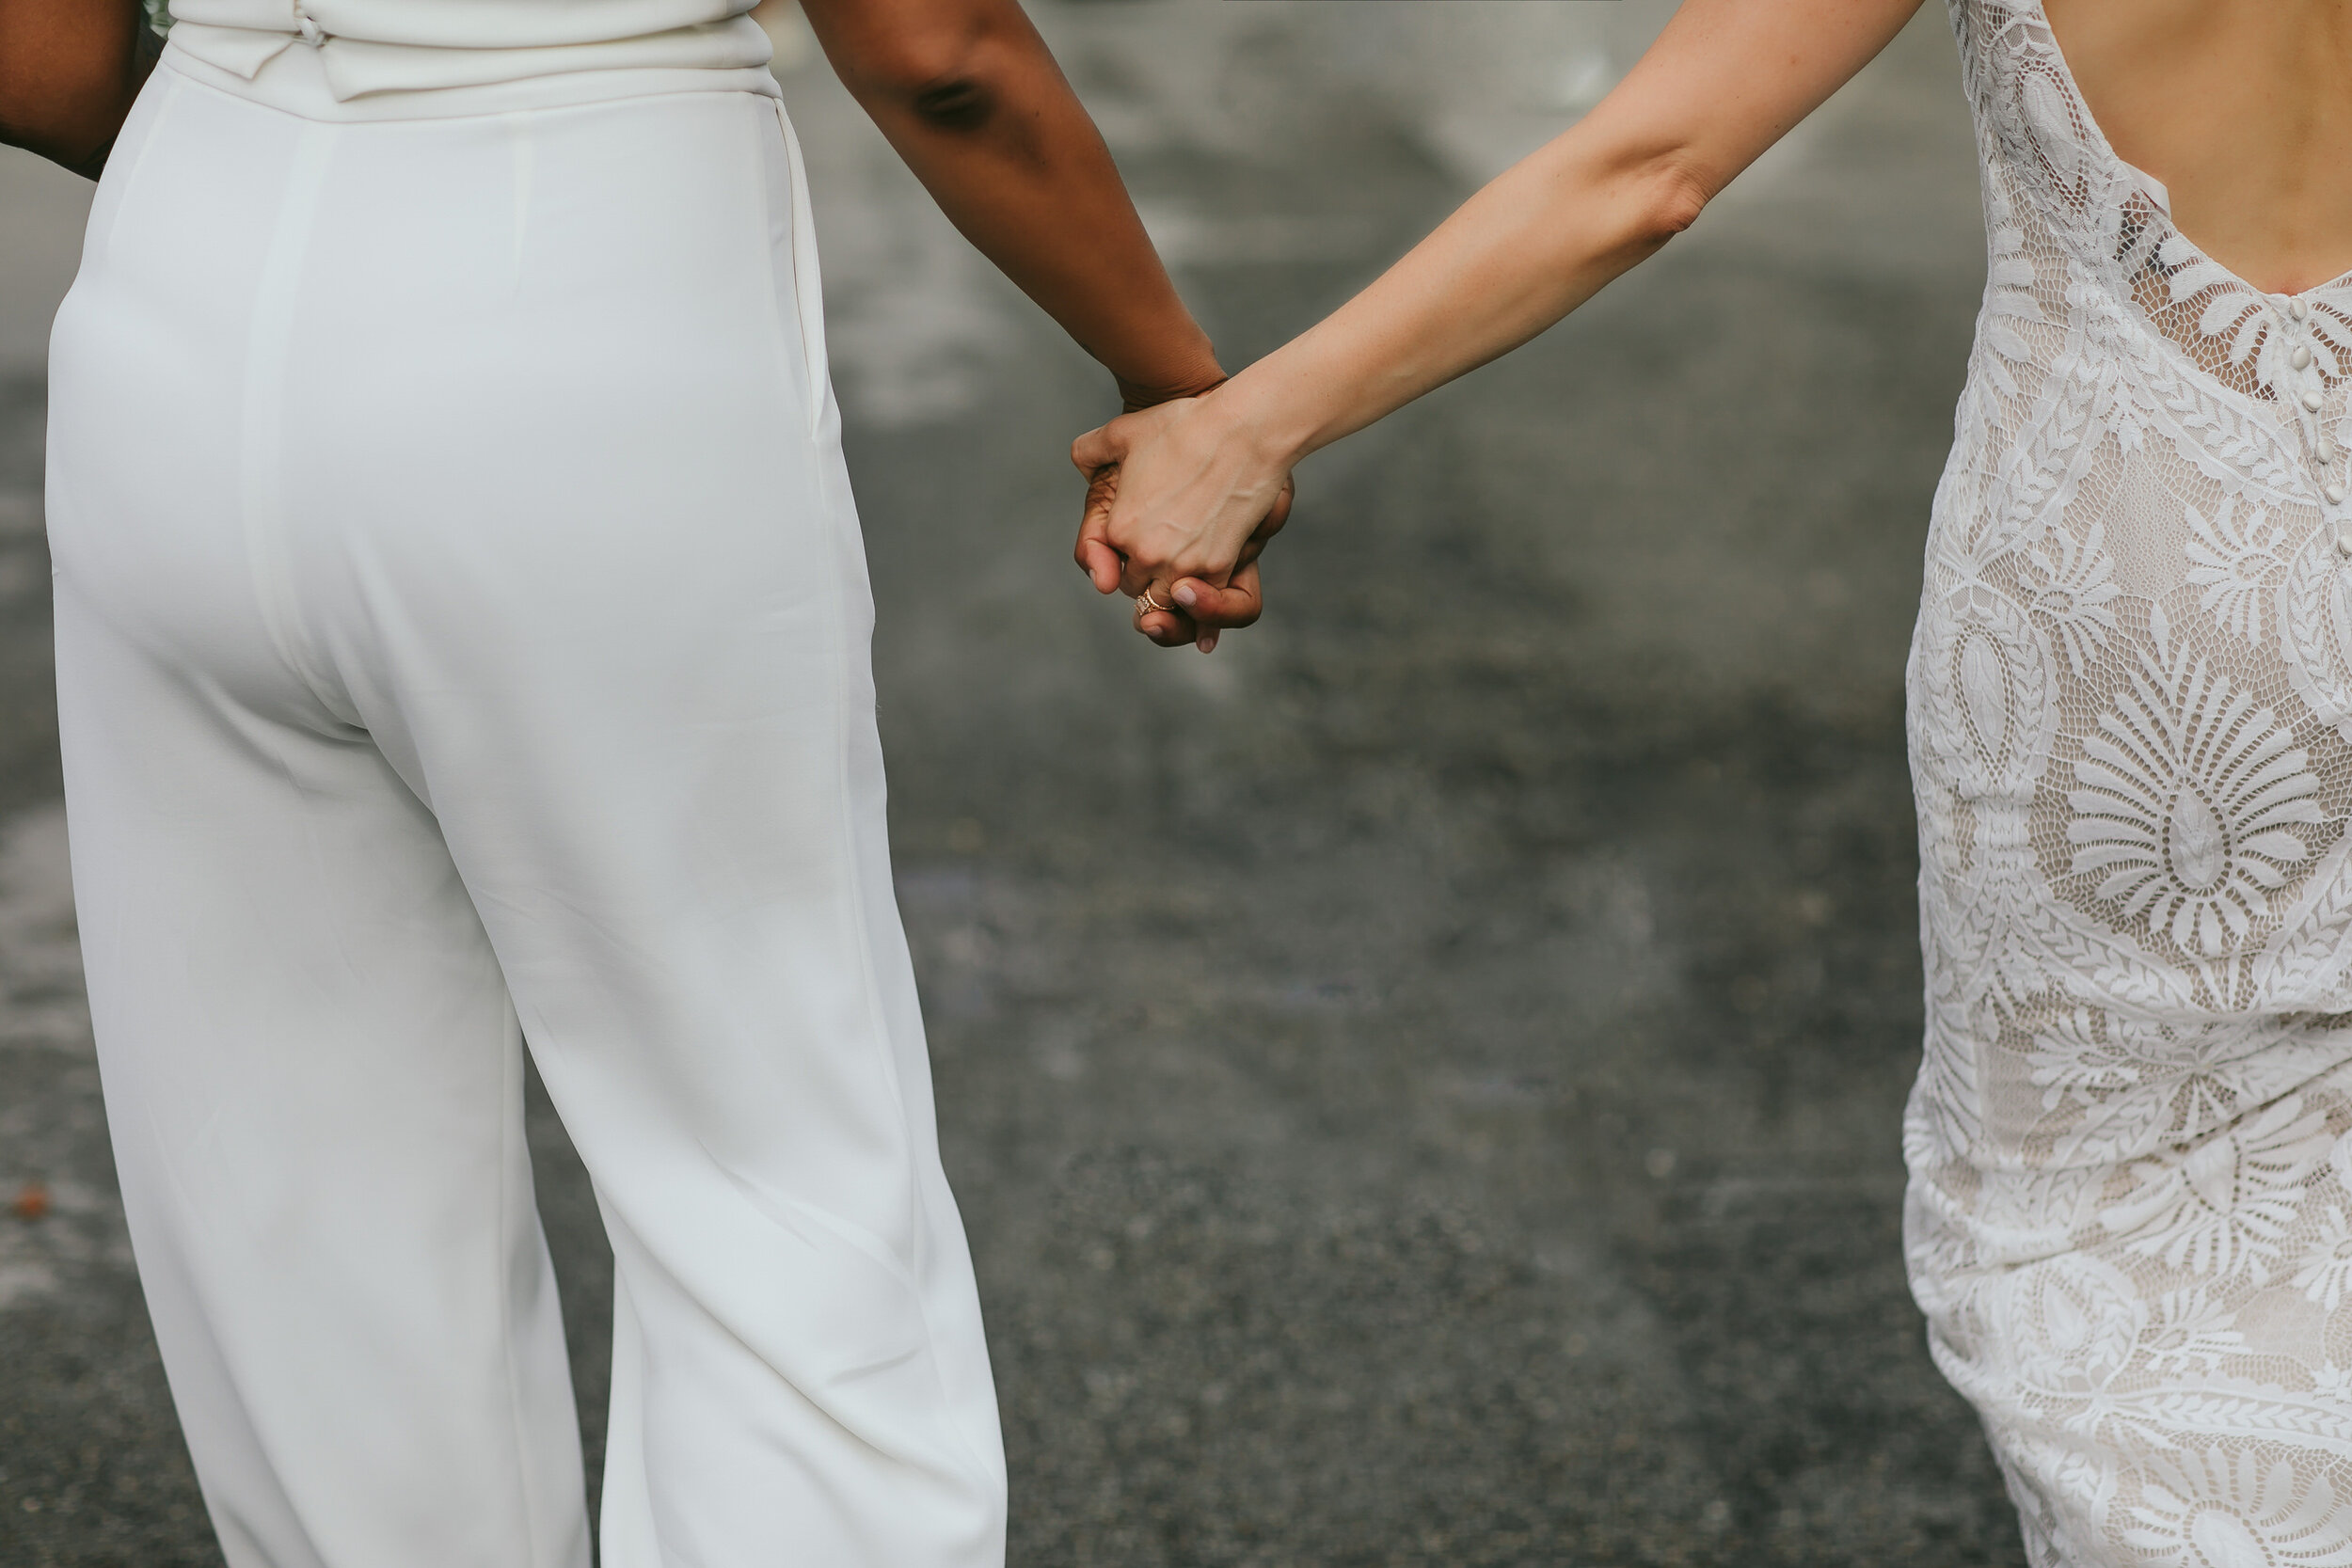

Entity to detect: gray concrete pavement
[0,4,2025,1562]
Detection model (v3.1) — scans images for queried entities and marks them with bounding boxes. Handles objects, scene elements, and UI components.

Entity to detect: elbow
[829,17,1009,134]
[908,73,994,134]
[1631,155,1710,248]
[1539,135,1711,265]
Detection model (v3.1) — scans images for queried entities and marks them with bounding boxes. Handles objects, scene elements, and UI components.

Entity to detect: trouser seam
[235,119,348,722]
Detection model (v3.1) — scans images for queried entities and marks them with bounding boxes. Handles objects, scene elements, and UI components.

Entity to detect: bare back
[2045,0,2352,293]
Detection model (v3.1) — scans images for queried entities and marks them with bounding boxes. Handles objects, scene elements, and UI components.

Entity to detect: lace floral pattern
[1909,3,2352,1560]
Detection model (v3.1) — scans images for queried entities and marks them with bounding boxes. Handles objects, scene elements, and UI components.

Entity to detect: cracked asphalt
[0,4,2026,1562]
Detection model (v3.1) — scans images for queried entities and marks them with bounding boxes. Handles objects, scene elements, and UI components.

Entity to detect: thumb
[1071,421,1126,476]
[1077,536,1124,593]
[1074,462,1122,594]
[1170,564,1262,630]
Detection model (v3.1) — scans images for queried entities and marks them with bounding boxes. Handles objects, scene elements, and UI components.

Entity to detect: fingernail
[1173,584,1196,609]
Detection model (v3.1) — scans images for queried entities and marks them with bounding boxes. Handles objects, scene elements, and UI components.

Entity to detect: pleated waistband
[160,0,779,116]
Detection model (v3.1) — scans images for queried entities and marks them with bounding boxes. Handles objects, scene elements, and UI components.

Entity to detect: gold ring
[1136,588,1170,618]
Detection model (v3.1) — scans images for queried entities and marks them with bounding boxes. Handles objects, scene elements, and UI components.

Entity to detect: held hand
[1072,394,1294,651]
[1073,396,1292,594]
[1129,560,1267,653]
[1074,440,1293,653]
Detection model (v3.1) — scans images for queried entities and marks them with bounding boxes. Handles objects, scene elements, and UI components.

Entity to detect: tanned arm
[798,0,1222,408]
[0,0,158,177]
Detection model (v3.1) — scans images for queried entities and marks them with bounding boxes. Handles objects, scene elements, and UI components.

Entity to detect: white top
[165,0,772,99]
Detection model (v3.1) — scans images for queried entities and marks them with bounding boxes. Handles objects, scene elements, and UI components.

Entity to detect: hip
[45,49,852,716]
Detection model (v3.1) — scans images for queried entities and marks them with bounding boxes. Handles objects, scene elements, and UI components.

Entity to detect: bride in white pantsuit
[1085,1,2352,1560]
[0,0,1263,1562]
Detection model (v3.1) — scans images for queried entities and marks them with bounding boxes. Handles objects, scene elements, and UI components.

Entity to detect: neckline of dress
[2026,0,2352,306]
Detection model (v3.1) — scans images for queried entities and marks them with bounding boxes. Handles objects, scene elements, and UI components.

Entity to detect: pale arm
[1076,0,1931,622]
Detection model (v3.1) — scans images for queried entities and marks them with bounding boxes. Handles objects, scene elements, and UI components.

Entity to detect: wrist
[1118,372,1221,412]
[1202,366,1315,475]
[1111,330,1224,412]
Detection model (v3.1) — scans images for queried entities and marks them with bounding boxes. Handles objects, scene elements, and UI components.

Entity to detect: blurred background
[0,2,2025,1562]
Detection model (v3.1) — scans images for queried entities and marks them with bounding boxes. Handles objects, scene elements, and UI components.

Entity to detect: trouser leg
[344,415,1006,1568]
[262,88,1009,1565]
[52,578,591,1568]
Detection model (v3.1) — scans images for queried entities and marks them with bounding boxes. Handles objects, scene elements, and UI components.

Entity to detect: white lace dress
[1904,3,2352,1561]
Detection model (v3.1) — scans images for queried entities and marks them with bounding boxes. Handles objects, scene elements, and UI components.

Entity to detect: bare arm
[1075,0,1931,627]
[801,0,1222,407]
[0,0,158,177]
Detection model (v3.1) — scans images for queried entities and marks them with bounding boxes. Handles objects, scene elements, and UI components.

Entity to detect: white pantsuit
[43,33,1005,1568]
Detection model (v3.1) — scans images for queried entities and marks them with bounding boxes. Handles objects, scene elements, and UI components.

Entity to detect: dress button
[2328,483,2345,505]
[2305,389,2326,412]
[2323,437,2340,463]
[2295,346,2314,371]
[2294,298,2312,321]
[2337,533,2352,559]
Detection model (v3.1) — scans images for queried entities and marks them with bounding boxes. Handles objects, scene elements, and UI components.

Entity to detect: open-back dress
[1905,2,2352,1560]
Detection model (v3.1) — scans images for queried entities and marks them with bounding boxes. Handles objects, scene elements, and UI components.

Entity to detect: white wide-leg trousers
[43,48,1005,1568]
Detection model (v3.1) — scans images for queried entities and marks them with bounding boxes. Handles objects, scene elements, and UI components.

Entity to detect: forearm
[0,0,157,177]
[1215,0,1929,468]
[1219,135,1702,467]
[1061,145,1681,603]
[804,0,1219,404]
[1075,0,1933,610]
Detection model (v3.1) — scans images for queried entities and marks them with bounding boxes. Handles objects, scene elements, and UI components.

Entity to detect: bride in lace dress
[1074,0,2352,1560]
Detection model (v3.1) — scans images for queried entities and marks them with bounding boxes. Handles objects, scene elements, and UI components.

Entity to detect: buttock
[45,55,835,732]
